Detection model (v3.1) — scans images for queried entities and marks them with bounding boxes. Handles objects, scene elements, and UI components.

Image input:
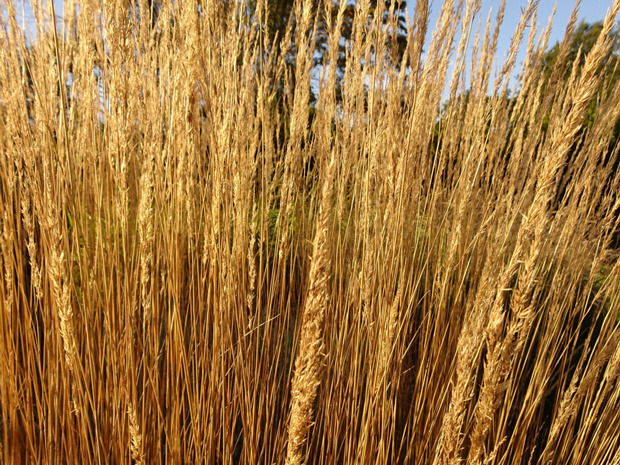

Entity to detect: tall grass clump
[2,0,620,463]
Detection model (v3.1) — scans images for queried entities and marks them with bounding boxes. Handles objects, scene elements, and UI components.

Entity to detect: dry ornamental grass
[1,0,620,463]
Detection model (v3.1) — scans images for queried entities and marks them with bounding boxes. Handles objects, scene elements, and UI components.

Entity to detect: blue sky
[420,0,616,49]
[419,0,617,80]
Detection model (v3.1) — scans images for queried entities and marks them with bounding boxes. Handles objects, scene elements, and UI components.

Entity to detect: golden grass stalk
[286,155,335,465]
[2,0,620,463]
